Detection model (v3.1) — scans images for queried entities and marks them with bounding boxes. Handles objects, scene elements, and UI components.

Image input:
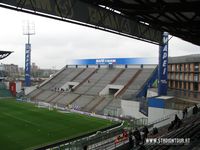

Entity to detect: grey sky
[0,7,200,69]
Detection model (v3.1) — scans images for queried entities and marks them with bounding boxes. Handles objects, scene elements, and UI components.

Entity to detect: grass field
[0,98,114,150]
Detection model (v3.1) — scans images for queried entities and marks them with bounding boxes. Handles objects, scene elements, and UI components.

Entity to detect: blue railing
[136,66,158,98]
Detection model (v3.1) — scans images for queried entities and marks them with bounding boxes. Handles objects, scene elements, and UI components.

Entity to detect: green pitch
[0,98,114,150]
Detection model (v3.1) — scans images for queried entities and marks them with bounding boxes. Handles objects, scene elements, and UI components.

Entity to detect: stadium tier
[27,65,157,116]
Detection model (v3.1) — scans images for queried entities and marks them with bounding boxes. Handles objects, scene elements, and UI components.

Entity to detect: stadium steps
[136,67,158,97]
[52,69,78,88]
[55,68,85,88]
[109,69,125,84]
[95,96,113,114]
[41,68,73,90]
[85,69,122,95]
[72,95,95,110]
[39,66,66,88]
[42,68,76,90]
[74,69,110,94]
[88,96,106,112]
[28,89,39,98]
[73,68,96,82]
[31,89,44,100]
[129,68,155,95]
[112,68,138,85]
[50,92,66,104]
[71,68,86,81]
[40,90,56,102]
[80,96,96,110]
[67,94,82,105]
[81,96,102,112]
[73,68,97,91]
[35,90,54,101]
[45,92,63,103]
[99,97,117,113]
[115,69,142,97]
[55,93,81,107]
[105,99,121,109]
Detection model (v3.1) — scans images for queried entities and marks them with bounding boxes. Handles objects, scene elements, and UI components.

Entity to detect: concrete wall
[121,100,147,119]
[121,100,180,124]
[15,81,22,93]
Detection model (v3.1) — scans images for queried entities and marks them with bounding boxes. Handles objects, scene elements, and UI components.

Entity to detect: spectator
[174,114,180,124]
[174,114,182,129]
[193,104,198,115]
[152,127,158,135]
[133,128,141,146]
[183,106,188,119]
[142,126,149,144]
[115,135,121,145]
[168,121,175,131]
[128,131,134,149]
[83,145,87,150]
[123,130,128,140]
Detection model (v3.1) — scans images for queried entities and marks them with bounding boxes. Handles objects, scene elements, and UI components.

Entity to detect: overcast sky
[0,7,200,70]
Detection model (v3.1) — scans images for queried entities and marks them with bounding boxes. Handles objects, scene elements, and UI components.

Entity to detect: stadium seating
[28,65,156,116]
[122,68,154,98]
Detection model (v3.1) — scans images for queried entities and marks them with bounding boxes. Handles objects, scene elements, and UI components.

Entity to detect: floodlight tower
[23,21,35,87]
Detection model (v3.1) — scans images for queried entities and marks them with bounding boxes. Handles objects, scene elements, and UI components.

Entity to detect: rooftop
[168,54,200,64]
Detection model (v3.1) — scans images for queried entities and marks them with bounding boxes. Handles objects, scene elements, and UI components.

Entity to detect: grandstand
[1,0,199,149]
[27,64,156,117]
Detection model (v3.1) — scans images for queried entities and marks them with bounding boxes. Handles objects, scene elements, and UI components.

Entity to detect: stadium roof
[83,0,200,46]
[0,0,199,46]
[0,51,12,60]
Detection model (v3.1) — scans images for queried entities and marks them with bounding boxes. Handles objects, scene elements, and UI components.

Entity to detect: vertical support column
[25,43,31,86]
[158,32,169,95]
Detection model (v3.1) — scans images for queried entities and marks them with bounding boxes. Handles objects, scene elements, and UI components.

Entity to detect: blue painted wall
[148,97,165,108]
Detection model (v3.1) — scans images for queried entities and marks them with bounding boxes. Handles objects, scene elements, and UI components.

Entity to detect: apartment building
[168,54,200,99]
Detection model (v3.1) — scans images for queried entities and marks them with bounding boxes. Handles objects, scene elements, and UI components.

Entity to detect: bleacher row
[142,105,200,150]
[28,66,155,115]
